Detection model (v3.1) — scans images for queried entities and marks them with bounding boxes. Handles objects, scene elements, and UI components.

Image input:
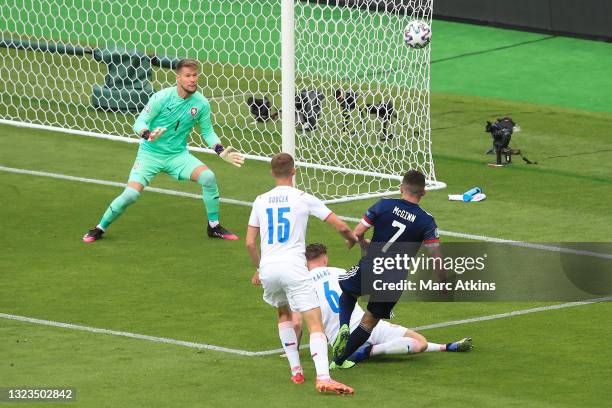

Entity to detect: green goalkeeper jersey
[133,86,221,155]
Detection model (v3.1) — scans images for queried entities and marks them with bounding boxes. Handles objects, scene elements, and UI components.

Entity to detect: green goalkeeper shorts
[128,149,206,187]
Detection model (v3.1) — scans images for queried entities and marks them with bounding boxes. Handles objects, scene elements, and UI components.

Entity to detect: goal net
[0,0,444,203]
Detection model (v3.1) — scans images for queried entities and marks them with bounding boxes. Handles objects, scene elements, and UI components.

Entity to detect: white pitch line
[0,165,254,208]
[268,295,612,354]
[2,296,611,356]
[1,165,611,260]
[0,313,279,356]
[334,223,612,260]
[411,295,612,331]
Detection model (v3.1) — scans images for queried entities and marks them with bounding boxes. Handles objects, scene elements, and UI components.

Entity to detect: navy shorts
[338,263,401,320]
[338,264,362,296]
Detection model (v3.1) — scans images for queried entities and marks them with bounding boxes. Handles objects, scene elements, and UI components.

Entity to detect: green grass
[3,302,611,407]
[1,88,611,406]
[4,86,610,242]
[1,168,612,406]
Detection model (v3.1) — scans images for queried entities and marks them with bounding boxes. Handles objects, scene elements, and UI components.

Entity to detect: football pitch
[2,14,612,408]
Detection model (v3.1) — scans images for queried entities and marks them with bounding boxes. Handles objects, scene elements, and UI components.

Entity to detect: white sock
[371,337,419,356]
[208,220,220,228]
[96,224,105,232]
[309,332,330,380]
[425,342,444,352]
[278,321,302,375]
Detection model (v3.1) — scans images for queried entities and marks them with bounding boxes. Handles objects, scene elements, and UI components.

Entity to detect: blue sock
[339,292,357,327]
[347,343,373,363]
[446,342,458,352]
[335,323,372,365]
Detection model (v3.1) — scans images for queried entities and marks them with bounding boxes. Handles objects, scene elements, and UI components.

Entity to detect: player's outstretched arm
[216,145,245,167]
[245,225,261,284]
[199,101,244,167]
[353,222,371,251]
[354,223,371,256]
[325,213,358,248]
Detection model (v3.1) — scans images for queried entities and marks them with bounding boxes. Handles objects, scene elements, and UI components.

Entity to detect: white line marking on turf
[270,295,612,354]
[411,295,612,331]
[0,165,253,208]
[1,165,611,260]
[2,296,610,356]
[0,313,279,356]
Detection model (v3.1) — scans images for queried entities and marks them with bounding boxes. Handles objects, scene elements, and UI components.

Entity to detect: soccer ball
[403,20,432,49]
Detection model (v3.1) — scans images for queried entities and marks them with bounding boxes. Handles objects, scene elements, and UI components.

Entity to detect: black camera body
[486,117,517,165]
[247,96,278,123]
[295,90,325,132]
[335,88,357,111]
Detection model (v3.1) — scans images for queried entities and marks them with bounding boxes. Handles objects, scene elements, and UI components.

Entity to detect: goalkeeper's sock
[338,292,357,327]
[278,321,302,376]
[99,187,140,230]
[197,169,220,223]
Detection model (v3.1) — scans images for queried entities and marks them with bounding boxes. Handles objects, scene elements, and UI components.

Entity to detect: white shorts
[259,262,320,312]
[368,321,408,345]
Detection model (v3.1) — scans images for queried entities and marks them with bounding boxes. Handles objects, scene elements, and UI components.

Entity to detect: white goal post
[0,0,445,203]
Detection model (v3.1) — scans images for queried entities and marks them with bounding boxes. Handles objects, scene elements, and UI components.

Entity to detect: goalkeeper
[83,59,244,243]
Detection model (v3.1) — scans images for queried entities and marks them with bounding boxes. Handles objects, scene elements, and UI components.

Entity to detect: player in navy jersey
[331,170,442,369]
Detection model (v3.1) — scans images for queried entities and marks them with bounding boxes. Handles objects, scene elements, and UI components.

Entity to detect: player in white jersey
[246,153,358,395]
[299,243,473,365]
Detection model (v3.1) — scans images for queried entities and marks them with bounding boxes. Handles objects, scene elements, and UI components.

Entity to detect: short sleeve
[303,192,333,221]
[248,197,261,227]
[362,199,384,227]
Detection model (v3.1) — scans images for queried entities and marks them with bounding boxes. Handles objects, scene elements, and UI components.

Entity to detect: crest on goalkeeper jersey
[190,107,198,117]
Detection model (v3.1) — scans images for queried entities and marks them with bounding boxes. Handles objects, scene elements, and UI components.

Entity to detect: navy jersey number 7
[362,198,439,247]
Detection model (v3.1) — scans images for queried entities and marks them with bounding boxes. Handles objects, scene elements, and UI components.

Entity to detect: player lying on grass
[83,58,244,243]
[246,153,357,395]
[287,243,472,366]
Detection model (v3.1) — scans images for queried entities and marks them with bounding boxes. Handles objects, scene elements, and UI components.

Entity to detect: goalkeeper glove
[140,127,166,142]
[215,144,244,168]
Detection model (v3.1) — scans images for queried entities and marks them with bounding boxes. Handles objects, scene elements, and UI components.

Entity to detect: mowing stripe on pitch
[2,296,611,356]
[1,165,611,261]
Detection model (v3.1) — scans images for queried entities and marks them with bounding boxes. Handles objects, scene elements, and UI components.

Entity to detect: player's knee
[277,305,292,322]
[292,313,303,332]
[406,332,427,353]
[196,169,217,188]
[415,338,428,353]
